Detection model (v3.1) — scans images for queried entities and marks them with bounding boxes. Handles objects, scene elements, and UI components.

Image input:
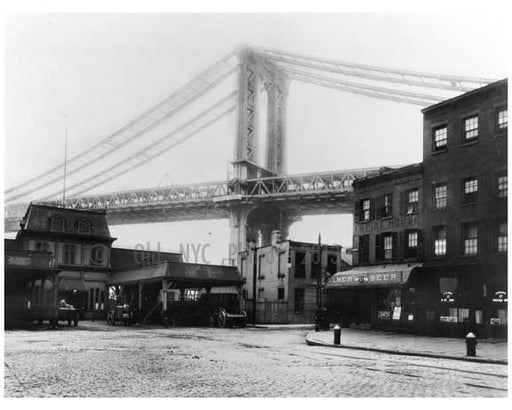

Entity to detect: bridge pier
[228,205,302,265]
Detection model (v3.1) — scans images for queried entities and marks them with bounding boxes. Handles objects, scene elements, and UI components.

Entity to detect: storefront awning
[59,277,88,293]
[109,262,243,287]
[325,264,422,289]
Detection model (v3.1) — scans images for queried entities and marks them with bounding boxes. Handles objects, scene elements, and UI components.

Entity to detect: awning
[325,264,422,289]
[59,277,88,293]
[109,262,243,287]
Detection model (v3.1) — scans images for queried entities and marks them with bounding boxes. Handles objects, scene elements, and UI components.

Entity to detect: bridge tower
[229,47,300,260]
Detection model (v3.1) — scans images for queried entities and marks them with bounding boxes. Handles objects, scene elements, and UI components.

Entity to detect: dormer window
[77,219,92,234]
[50,215,66,232]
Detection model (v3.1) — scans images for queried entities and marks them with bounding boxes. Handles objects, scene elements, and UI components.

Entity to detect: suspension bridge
[4,46,494,253]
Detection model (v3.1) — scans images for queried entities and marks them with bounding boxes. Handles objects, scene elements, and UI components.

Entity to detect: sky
[3,12,510,263]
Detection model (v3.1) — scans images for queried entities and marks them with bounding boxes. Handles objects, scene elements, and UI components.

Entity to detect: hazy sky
[4,13,509,263]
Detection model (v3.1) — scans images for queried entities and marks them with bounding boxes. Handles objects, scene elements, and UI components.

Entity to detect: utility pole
[252,243,258,325]
[316,233,322,309]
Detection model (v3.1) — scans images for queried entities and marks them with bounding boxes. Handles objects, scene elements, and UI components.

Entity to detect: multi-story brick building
[325,164,424,331]
[240,230,347,323]
[421,79,507,337]
[327,79,507,337]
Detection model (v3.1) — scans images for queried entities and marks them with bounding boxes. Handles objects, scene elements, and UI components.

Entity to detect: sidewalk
[306,328,507,365]
[247,324,315,331]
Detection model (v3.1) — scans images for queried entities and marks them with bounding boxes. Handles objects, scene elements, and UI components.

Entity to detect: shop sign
[490,318,502,325]
[378,310,391,320]
[356,215,417,233]
[492,291,507,303]
[440,316,458,323]
[7,255,31,266]
[440,292,455,303]
[331,271,403,286]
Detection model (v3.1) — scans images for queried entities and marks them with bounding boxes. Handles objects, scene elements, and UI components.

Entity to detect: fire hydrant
[333,324,341,345]
[465,332,477,357]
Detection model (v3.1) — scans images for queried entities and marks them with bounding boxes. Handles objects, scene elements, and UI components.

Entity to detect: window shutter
[417,230,423,259]
[398,231,405,260]
[392,232,398,260]
[354,200,360,222]
[370,198,376,220]
[399,191,406,215]
[375,234,381,261]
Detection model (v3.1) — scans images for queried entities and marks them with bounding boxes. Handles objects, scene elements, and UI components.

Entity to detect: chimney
[271,230,281,246]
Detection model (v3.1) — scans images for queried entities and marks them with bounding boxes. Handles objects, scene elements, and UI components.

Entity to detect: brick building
[326,79,507,337]
[240,230,347,323]
[325,164,424,331]
[421,79,507,337]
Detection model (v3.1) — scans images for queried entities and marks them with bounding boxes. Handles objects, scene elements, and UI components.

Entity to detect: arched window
[77,219,92,234]
[50,215,66,232]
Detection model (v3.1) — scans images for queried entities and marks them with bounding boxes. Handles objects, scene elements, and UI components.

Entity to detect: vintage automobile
[107,304,134,326]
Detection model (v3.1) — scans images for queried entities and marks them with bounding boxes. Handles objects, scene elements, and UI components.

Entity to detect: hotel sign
[330,270,404,287]
[356,215,418,233]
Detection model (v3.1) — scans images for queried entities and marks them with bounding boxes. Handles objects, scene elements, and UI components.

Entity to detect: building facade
[325,164,424,331]
[326,79,507,338]
[240,230,347,324]
[421,79,507,337]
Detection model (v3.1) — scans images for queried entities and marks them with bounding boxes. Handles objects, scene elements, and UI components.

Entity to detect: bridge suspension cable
[5,51,238,204]
[283,66,443,106]
[41,91,238,200]
[253,46,495,93]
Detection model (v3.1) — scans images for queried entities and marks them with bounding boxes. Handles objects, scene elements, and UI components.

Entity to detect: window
[462,223,478,255]
[258,254,265,279]
[433,126,448,151]
[406,189,419,214]
[358,235,370,263]
[433,184,447,209]
[383,235,393,260]
[310,252,319,279]
[497,109,508,130]
[326,254,337,274]
[377,194,392,218]
[77,219,92,234]
[462,178,478,203]
[294,288,305,314]
[50,216,65,232]
[278,287,285,300]
[376,233,397,261]
[405,230,419,258]
[258,288,265,300]
[63,244,77,264]
[277,252,286,278]
[35,241,50,252]
[497,222,507,253]
[294,251,306,278]
[498,174,507,198]
[362,199,371,221]
[463,115,479,142]
[433,226,447,256]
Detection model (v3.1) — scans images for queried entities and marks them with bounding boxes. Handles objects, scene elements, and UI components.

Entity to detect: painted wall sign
[440,292,455,303]
[7,255,32,266]
[440,316,458,323]
[492,291,508,303]
[355,215,418,233]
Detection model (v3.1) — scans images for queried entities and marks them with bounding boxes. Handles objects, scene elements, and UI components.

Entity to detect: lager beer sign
[492,291,507,303]
[440,291,455,303]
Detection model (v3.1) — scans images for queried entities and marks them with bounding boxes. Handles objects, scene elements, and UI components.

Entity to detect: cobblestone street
[4,323,508,398]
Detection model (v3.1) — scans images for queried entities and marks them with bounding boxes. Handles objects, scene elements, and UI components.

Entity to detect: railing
[5,167,387,218]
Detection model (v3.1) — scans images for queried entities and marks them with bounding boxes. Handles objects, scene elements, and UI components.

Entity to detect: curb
[247,324,315,331]
[306,334,508,366]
